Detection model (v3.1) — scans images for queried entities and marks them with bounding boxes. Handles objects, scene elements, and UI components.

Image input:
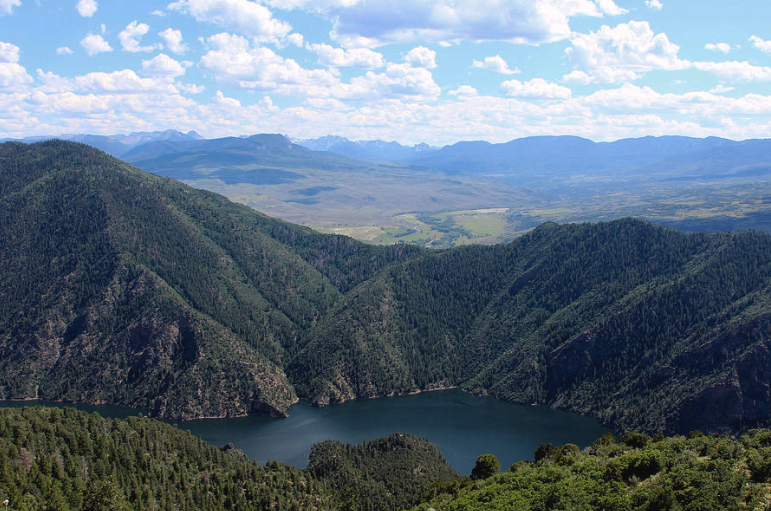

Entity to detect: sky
[2,0,771,145]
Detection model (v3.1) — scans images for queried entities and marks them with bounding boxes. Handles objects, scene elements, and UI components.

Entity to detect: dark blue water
[1,390,610,474]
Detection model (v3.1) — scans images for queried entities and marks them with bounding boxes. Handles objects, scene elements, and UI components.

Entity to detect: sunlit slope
[292,220,771,434]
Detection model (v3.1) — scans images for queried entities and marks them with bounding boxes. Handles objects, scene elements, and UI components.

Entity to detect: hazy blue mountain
[121,134,402,186]
[406,135,742,180]
[299,135,436,162]
[0,129,204,158]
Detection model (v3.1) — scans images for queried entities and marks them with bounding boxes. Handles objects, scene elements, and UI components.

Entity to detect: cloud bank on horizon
[2,0,771,144]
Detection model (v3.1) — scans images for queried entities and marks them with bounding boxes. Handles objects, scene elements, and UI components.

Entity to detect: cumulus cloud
[307,43,384,68]
[0,0,20,15]
[500,78,572,99]
[565,22,771,84]
[565,21,686,83]
[705,43,731,54]
[287,32,304,47]
[449,85,478,97]
[750,35,771,56]
[0,41,32,89]
[199,33,338,95]
[80,33,113,56]
[710,85,734,94]
[645,0,662,10]
[177,82,206,94]
[198,33,440,101]
[266,0,627,47]
[76,0,97,17]
[159,28,188,54]
[404,46,436,69]
[73,69,178,93]
[345,63,441,100]
[691,60,771,83]
[56,46,74,56]
[472,55,519,75]
[169,0,291,42]
[142,54,188,77]
[119,21,159,52]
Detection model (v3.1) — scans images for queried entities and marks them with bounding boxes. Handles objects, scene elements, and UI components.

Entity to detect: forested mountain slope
[291,220,771,434]
[3,141,771,434]
[0,141,420,419]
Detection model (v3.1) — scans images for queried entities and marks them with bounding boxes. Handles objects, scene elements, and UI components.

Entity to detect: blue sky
[2,0,771,144]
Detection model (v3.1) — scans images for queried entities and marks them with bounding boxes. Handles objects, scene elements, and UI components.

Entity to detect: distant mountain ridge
[299,135,436,162]
[1,129,204,158]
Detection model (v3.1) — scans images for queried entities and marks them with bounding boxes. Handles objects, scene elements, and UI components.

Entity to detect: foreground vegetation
[415,430,771,511]
[3,406,771,511]
[0,407,456,511]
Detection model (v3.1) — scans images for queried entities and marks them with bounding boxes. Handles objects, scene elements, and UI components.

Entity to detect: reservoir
[1,389,610,474]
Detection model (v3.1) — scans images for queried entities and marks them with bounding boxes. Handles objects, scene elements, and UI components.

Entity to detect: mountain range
[302,133,771,186]
[2,140,771,435]
[0,129,204,158]
[6,131,771,247]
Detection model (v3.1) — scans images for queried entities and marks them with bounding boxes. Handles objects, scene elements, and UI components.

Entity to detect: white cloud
[142,54,187,77]
[80,33,113,56]
[750,35,771,56]
[10,74,771,145]
[266,0,627,47]
[307,43,384,68]
[35,69,74,93]
[159,28,188,54]
[177,82,206,94]
[73,69,178,93]
[563,68,639,84]
[119,21,159,52]
[0,0,20,15]
[565,23,771,84]
[710,85,734,94]
[169,0,291,42]
[76,0,97,17]
[345,63,441,100]
[565,21,686,83]
[472,55,519,75]
[404,46,436,69]
[151,9,165,16]
[0,41,32,89]
[449,85,478,97]
[595,0,627,16]
[500,78,572,99]
[287,32,304,47]
[56,46,74,56]
[705,43,731,54]
[200,33,338,95]
[692,60,771,83]
[645,0,662,10]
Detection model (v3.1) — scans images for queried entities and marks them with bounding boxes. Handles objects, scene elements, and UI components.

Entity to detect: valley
[123,133,771,248]
[2,140,771,437]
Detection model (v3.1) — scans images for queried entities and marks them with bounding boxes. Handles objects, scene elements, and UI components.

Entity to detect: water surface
[2,390,611,474]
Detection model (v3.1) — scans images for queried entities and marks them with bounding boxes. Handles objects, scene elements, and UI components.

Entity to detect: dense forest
[2,141,771,435]
[307,434,458,511]
[0,406,456,511]
[2,406,771,511]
